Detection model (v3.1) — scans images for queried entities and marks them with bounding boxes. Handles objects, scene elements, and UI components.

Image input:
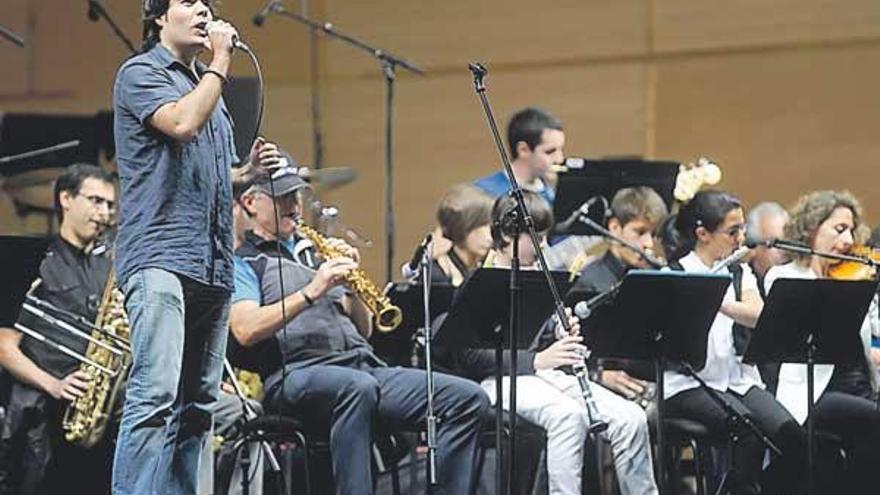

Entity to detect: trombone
[13,279,129,377]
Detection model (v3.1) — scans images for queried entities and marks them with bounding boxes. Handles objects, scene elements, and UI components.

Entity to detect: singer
[110,1,268,493]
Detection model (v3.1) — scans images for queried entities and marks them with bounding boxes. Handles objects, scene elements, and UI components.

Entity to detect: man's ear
[238,195,256,218]
[608,217,622,234]
[514,140,531,160]
[58,190,74,215]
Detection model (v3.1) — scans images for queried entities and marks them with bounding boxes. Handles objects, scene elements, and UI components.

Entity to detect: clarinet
[557,313,609,434]
[573,358,609,433]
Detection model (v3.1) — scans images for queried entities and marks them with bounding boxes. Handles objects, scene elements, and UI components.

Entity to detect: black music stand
[743,278,877,495]
[0,236,50,411]
[554,159,678,235]
[370,282,455,367]
[434,267,572,494]
[581,269,730,494]
[0,236,51,327]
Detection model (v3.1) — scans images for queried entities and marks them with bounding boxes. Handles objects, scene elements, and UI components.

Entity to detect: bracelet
[300,289,315,306]
[202,69,228,86]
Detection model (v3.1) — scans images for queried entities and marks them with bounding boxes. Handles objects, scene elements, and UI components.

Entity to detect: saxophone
[61,268,131,447]
[296,221,403,332]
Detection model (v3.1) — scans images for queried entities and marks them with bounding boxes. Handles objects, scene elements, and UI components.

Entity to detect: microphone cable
[233,39,292,495]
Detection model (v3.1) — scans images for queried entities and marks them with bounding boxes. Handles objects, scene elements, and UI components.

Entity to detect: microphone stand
[765,239,879,269]
[258,1,425,284]
[416,236,439,490]
[572,214,665,320]
[0,140,80,166]
[678,362,782,495]
[761,238,877,495]
[86,0,136,54]
[0,23,25,48]
[469,62,601,495]
[222,359,285,495]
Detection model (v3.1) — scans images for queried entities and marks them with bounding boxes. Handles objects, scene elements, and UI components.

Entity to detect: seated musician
[443,190,658,495]
[570,186,667,402]
[431,183,494,286]
[0,164,117,495]
[767,190,880,492]
[228,166,489,495]
[665,190,805,495]
[473,107,564,206]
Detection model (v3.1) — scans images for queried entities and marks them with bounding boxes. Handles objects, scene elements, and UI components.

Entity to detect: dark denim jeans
[112,268,230,495]
[266,364,490,495]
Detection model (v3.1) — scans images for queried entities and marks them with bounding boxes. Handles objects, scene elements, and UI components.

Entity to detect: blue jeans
[112,268,230,495]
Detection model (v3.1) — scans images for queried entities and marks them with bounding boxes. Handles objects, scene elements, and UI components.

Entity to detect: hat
[248,166,311,198]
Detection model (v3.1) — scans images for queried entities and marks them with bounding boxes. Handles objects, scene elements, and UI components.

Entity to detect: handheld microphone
[233,37,252,53]
[401,233,433,280]
[253,0,279,27]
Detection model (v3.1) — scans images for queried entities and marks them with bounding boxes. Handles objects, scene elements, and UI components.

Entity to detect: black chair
[648,407,712,495]
[475,412,547,495]
[235,414,407,495]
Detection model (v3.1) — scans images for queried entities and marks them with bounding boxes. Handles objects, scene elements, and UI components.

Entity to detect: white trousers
[481,370,658,495]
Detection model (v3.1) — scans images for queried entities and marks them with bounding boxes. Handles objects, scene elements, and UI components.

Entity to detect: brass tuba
[61,268,131,447]
[296,221,403,332]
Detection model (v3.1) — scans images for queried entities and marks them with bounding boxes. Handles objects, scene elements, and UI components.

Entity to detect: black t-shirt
[572,250,654,380]
[17,237,112,379]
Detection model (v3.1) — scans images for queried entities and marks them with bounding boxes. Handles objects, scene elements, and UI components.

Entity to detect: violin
[827,245,880,280]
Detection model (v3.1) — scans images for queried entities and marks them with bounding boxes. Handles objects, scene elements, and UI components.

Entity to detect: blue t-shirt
[473,170,555,205]
[232,237,297,304]
[112,44,239,290]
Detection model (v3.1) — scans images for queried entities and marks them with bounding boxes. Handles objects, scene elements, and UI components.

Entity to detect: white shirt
[767,262,879,424]
[663,251,764,399]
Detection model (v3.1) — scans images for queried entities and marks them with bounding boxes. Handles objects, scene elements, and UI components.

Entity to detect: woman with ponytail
[664,190,805,495]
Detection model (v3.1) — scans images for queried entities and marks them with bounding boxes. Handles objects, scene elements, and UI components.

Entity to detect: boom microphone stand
[0,23,25,48]
[86,0,136,54]
[468,62,606,494]
[253,0,426,283]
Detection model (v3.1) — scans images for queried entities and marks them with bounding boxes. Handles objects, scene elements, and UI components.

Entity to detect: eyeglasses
[82,194,116,212]
[719,224,745,238]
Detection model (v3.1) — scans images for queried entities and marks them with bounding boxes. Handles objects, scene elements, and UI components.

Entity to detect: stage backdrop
[2,0,879,279]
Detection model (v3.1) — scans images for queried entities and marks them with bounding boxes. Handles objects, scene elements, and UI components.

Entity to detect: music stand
[0,236,50,327]
[554,158,678,235]
[371,282,454,366]
[581,269,730,494]
[434,267,572,494]
[743,278,877,495]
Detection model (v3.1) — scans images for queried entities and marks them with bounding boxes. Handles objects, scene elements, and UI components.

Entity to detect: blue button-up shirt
[112,44,238,290]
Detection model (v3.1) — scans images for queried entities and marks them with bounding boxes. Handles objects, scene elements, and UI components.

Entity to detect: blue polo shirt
[112,44,239,290]
[473,170,555,205]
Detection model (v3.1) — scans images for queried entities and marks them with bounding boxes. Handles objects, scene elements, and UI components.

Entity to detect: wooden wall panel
[321,0,649,77]
[5,0,880,280]
[0,0,31,95]
[653,44,880,219]
[316,63,646,277]
[654,0,880,53]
